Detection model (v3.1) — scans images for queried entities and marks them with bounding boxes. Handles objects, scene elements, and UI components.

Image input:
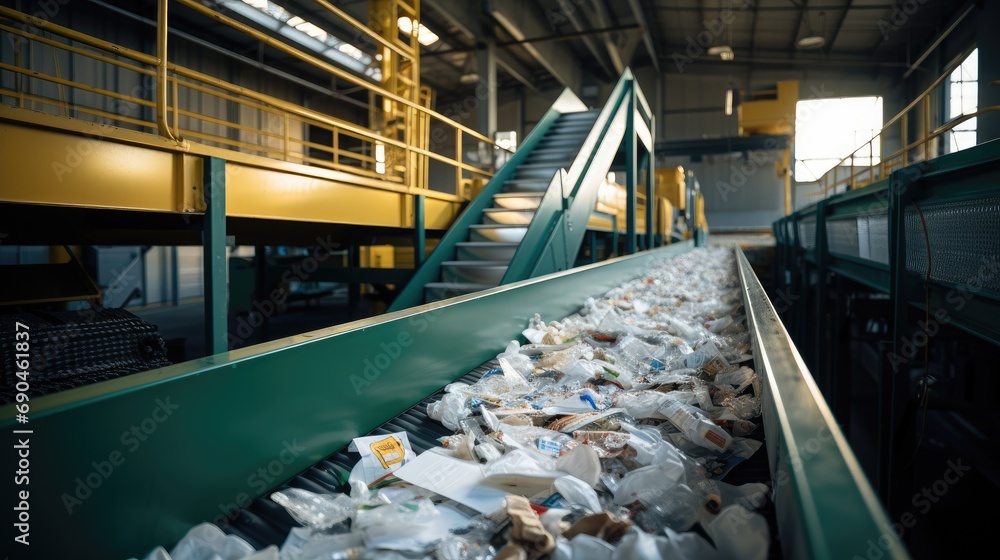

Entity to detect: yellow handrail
[156,0,177,142]
[0,2,503,198]
[811,47,993,197]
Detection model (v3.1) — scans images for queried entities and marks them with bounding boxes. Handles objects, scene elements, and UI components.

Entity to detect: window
[794,97,883,182]
[946,48,978,153]
[220,0,381,79]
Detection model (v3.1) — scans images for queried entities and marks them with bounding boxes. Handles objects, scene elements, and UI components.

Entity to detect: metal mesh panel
[799,217,817,250]
[905,198,1000,291]
[0,308,171,403]
[865,214,890,265]
[827,218,860,257]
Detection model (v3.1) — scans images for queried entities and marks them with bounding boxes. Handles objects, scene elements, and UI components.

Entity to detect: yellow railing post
[171,76,179,136]
[455,129,463,197]
[850,156,855,190]
[922,96,931,160]
[283,113,290,161]
[901,112,908,166]
[156,0,178,142]
[868,139,873,187]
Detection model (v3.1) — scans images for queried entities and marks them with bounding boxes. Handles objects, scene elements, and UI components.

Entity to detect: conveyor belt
[217,357,782,557]
[218,363,493,549]
[0,244,903,559]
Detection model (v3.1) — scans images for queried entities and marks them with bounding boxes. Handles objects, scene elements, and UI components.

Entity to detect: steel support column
[814,201,829,395]
[475,34,497,141]
[625,89,637,254]
[645,116,655,248]
[202,156,227,355]
[414,194,426,267]
[882,167,919,519]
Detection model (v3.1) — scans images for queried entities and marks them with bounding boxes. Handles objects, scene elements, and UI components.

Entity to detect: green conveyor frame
[0,241,905,559]
[773,138,1000,529]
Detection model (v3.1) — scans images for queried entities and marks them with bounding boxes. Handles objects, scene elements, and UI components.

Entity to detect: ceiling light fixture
[708,45,735,61]
[458,53,478,84]
[397,17,439,46]
[797,3,826,50]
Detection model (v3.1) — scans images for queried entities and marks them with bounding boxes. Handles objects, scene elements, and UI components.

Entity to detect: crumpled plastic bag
[270,488,354,529]
[168,523,255,560]
[552,534,616,560]
[553,475,601,512]
[703,505,770,560]
[483,449,567,487]
[497,340,535,376]
[428,392,472,431]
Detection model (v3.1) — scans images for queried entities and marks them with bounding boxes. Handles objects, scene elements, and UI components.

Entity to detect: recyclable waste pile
[139,247,773,560]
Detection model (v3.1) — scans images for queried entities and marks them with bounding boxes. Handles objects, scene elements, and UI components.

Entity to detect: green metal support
[611,215,619,257]
[413,194,426,268]
[625,88,637,255]
[882,166,919,521]
[736,250,907,560]
[646,115,656,248]
[202,156,227,355]
[254,244,269,344]
[813,200,829,397]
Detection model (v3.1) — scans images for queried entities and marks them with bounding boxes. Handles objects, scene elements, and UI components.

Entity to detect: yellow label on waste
[704,356,726,375]
[370,435,405,470]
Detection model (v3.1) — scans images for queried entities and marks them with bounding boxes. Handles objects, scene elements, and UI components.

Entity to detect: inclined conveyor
[0,243,905,559]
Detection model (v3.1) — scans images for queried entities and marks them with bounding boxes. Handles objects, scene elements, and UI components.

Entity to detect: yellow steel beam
[0,118,199,212]
[0,106,465,228]
[226,162,459,230]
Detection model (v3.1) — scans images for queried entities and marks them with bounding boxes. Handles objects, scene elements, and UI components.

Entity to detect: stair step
[493,192,544,209]
[441,261,508,285]
[560,109,601,119]
[503,180,550,193]
[529,146,579,156]
[456,241,520,261]
[483,208,535,225]
[469,224,528,242]
[424,281,495,302]
[547,124,593,134]
[515,165,560,180]
[534,137,589,149]
[546,124,592,134]
[525,150,577,161]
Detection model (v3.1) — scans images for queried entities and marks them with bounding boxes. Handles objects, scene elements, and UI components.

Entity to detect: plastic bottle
[659,400,732,453]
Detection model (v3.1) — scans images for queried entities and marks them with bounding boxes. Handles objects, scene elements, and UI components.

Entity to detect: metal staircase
[426,110,601,301]
[389,69,656,312]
